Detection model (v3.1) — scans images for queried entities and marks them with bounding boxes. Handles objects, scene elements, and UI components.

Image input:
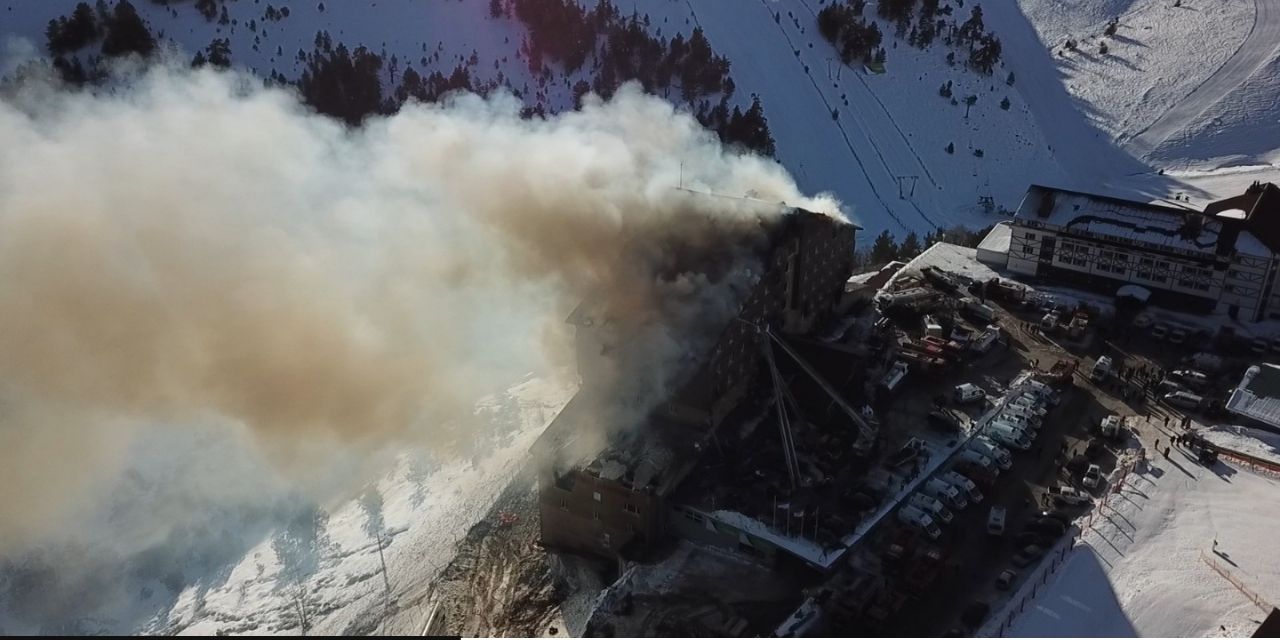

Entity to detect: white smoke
[0,62,844,630]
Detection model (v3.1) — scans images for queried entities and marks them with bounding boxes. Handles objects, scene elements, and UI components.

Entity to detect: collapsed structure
[989,182,1280,323]
[533,208,860,562]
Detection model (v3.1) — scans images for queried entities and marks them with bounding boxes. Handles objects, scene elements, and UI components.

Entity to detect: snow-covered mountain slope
[1147,49,1280,170]
[605,0,1064,235]
[1007,454,1280,637]
[1017,0,1255,146]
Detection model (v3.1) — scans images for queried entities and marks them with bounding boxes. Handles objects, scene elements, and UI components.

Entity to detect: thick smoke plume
[0,62,843,579]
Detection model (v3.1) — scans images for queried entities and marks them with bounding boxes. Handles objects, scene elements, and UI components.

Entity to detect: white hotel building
[990,182,1280,323]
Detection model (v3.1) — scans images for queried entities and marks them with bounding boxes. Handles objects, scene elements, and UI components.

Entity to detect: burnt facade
[535,208,858,561]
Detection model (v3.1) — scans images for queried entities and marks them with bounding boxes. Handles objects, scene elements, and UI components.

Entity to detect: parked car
[1169,327,1188,344]
[1018,380,1061,406]
[995,412,1040,433]
[987,506,1007,536]
[1083,464,1104,489]
[1099,415,1124,438]
[954,383,986,404]
[995,569,1017,591]
[1090,356,1113,382]
[957,450,998,475]
[1162,390,1204,410]
[1000,406,1043,427]
[968,438,1013,470]
[1008,395,1048,416]
[925,478,968,510]
[1047,485,1091,507]
[909,493,955,525]
[942,471,985,504]
[898,505,942,539]
[1012,545,1047,568]
[1170,369,1210,391]
[986,423,1032,450]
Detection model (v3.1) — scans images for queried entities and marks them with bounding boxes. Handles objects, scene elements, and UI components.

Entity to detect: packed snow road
[1126,0,1280,159]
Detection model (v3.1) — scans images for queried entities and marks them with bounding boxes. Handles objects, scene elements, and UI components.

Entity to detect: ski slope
[1006,451,1280,637]
[632,0,1063,236]
[1128,0,1280,159]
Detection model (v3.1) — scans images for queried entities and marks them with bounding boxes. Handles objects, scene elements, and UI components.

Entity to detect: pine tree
[870,230,899,264]
[900,232,922,258]
[1006,71,1015,85]
[945,142,955,154]
[101,0,155,58]
[1000,96,1010,110]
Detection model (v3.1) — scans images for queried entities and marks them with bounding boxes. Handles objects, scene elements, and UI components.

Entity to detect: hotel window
[1057,241,1088,267]
[1178,266,1213,292]
[625,503,639,514]
[593,491,601,502]
[1152,261,1170,284]
[1097,250,1128,274]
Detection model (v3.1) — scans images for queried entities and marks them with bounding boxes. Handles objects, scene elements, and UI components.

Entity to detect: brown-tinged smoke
[0,65,844,562]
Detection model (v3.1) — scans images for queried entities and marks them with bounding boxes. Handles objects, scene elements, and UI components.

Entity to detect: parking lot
[867,292,1165,636]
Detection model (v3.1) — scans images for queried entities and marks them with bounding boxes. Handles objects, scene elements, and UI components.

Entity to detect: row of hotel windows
[1056,241,1213,291]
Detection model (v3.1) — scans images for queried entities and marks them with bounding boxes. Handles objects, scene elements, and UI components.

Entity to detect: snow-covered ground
[166,375,573,636]
[1198,423,1280,468]
[0,373,574,636]
[1017,0,1255,146]
[1004,442,1280,637]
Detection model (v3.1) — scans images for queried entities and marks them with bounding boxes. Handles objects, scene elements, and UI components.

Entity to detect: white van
[924,478,968,510]
[986,423,1032,450]
[1090,356,1112,382]
[880,361,909,394]
[954,383,986,404]
[1162,390,1203,410]
[957,450,997,474]
[968,438,1013,470]
[995,413,1039,434]
[1007,394,1047,416]
[942,471,985,504]
[898,505,942,539]
[1014,378,1061,406]
[908,493,954,524]
[1000,405,1042,426]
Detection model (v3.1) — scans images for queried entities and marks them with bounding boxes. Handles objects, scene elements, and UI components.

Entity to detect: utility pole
[376,529,392,599]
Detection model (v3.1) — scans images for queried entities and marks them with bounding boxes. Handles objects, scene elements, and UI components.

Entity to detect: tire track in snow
[1126,0,1280,158]
[744,0,935,231]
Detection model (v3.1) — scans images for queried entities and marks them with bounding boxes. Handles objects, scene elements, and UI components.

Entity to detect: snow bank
[1198,424,1280,467]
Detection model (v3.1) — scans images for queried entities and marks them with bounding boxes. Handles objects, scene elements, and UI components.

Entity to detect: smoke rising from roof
[0,63,843,628]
